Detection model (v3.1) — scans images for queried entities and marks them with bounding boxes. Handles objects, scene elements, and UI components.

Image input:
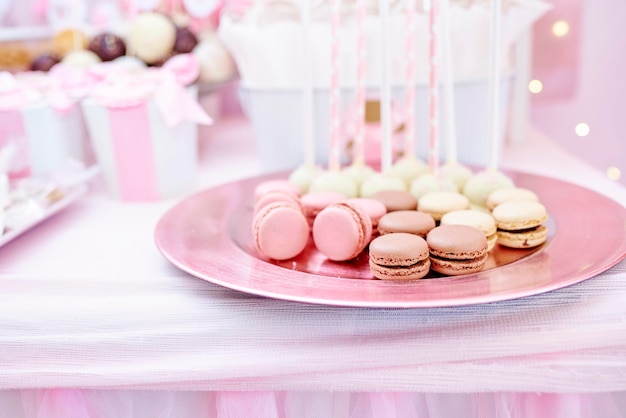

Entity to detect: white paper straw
[300,0,315,167]
[488,0,502,169]
[378,0,392,173]
[440,0,457,163]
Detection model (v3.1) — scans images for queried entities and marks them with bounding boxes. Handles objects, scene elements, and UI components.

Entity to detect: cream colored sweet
[342,162,376,189]
[192,35,237,83]
[463,169,514,207]
[409,173,458,200]
[492,201,548,248]
[486,187,539,211]
[438,161,473,190]
[309,170,358,198]
[359,173,406,198]
[288,164,323,194]
[127,12,177,65]
[440,209,497,251]
[61,50,101,68]
[388,157,429,188]
[418,191,470,221]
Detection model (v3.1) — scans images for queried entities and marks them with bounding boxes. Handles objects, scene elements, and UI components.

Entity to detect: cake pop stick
[488,0,502,170]
[461,0,514,207]
[310,0,358,197]
[343,0,376,188]
[359,0,406,197]
[407,0,458,200]
[427,0,440,174]
[328,0,342,172]
[378,0,392,173]
[353,0,367,167]
[388,0,428,186]
[403,0,416,158]
[288,0,323,193]
[438,0,472,189]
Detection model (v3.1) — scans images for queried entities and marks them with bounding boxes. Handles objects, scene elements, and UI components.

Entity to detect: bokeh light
[528,79,543,94]
[552,20,570,37]
[575,123,590,137]
[606,167,622,181]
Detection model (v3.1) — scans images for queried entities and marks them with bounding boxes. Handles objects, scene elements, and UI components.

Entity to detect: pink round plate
[154,170,626,308]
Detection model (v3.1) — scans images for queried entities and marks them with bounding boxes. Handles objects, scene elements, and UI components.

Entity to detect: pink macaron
[253,180,301,203]
[253,190,301,215]
[345,197,388,235]
[300,191,345,225]
[252,201,309,260]
[312,200,372,261]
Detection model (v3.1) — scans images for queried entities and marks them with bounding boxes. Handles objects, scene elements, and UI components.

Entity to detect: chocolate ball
[173,27,198,54]
[30,53,60,72]
[88,33,127,62]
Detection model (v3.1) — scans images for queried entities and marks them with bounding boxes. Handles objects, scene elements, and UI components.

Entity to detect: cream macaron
[486,187,539,211]
[491,201,548,248]
[418,191,471,221]
[440,209,498,251]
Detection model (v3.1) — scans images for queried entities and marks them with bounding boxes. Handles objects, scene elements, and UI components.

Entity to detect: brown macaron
[377,210,436,238]
[369,233,431,280]
[370,190,418,212]
[426,225,488,275]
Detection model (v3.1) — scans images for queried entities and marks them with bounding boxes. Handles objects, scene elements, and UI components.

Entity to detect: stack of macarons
[486,187,548,249]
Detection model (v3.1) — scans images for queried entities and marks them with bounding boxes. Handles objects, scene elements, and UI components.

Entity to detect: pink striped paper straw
[329,0,342,171]
[427,0,440,174]
[404,0,416,158]
[353,0,367,166]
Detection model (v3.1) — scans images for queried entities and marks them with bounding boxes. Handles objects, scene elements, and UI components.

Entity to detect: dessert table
[1,116,625,418]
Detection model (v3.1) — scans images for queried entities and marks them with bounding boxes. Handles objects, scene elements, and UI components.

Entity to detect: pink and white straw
[404,0,416,158]
[329,0,342,171]
[353,0,367,166]
[427,0,440,173]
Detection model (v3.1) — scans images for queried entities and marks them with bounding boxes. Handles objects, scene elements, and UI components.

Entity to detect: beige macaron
[492,201,548,248]
[440,209,498,251]
[418,191,470,221]
[486,187,539,211]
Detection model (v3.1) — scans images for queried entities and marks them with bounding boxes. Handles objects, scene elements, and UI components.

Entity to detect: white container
[240,78,511,172]
[0,103,87,179]
[81,92,199,202]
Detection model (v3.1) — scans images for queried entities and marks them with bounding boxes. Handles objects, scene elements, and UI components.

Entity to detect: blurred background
[1,0,624,186]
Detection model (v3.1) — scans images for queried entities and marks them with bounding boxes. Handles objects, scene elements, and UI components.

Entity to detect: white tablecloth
[1,117,625,417]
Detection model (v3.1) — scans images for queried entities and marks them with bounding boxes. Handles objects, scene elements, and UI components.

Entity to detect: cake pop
[389,157,429,188]
[192,36,236,83]
[61,50,101,68]
[288,164,322,194]
[173,26,199,54]
[30,54,60,72]
[53,29,88,56]
[309,170,358,198]
[438,161,473,190]
[462,168,514,207]
[127,13,177,65]
[409,172,457,200]
[88,33,127,62]
[360,172,406,198]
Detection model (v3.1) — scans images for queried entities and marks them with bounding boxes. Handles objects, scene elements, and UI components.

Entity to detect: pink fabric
[0,109,31,179]
[4,390,625,418]
[108,105,159,201]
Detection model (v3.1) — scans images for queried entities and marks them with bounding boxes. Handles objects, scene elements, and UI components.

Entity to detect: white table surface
[1,116,625,393]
